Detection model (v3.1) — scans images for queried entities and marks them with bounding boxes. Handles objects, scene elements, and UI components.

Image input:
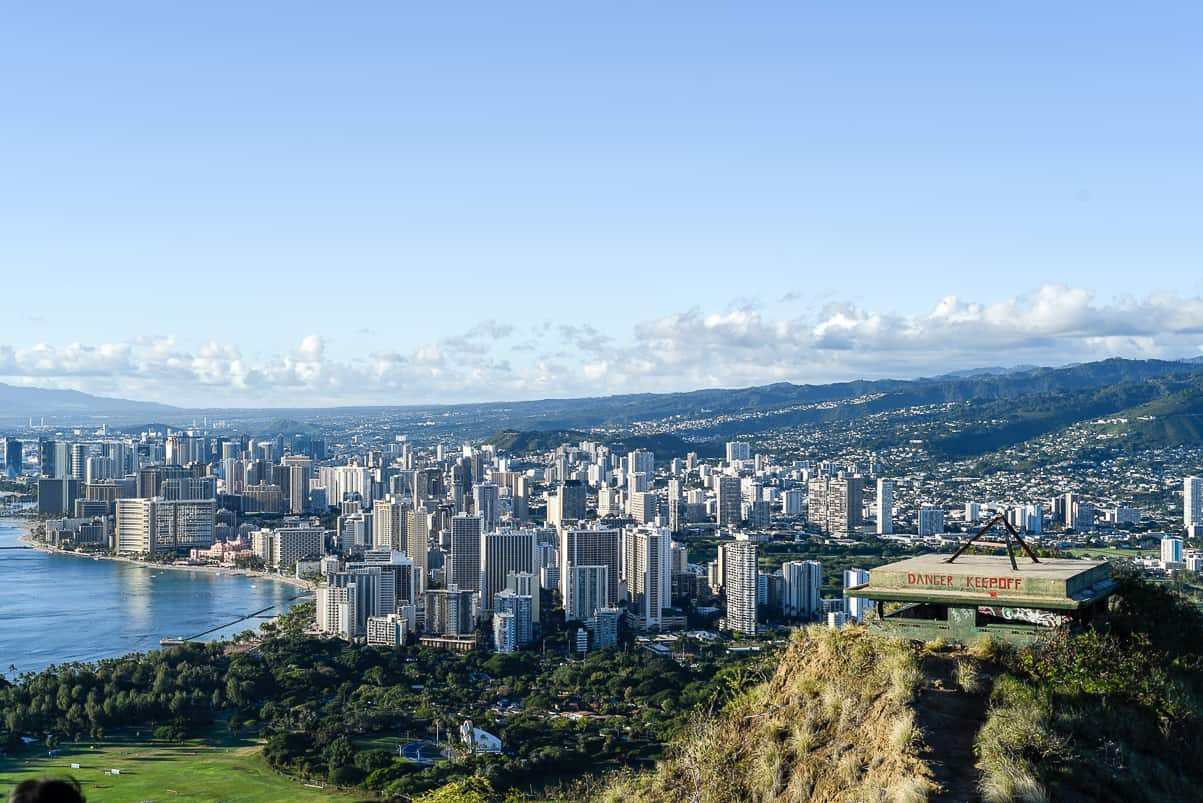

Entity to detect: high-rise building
[782,560,822,620]
[492,589,533,651]
[449,513,483,592]
[68,443,90,480]
[115,498,216,553]
[559,526,621,610]
[965,502,982,523]
[424,585,477,636]
[480,529,535,613]
[1162,536,1184,565]
[721,541,758,635]
[918,507,945,537]
[564,564,609,621]
[591,607,622,649]
[843,568,870,622]
[876,479,893,535]
[631,490,659,524]
[4,438,21,479]
[1062,492,1077,528]
[350,550,419,607]
[251,526,325,569]
[828,477,864,536]
[37,478,79,515]
[597,486,621,517]
[367,614,408,646]
[551,480,587,524]
[406,509,431,593]
[372,497,407,551]
[782,488,804,517]
[622,526,672,630]
[505,570,540,625]
[627,449,654,479]
[716,475,743,529]
[666,479,684,533]
[473,482,500,531]
[725,441,752,463]
[1185,477,1202,529]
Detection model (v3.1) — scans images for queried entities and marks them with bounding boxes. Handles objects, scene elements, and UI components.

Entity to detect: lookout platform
[846,553,1115,646]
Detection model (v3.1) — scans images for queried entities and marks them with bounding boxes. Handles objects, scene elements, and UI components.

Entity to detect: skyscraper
[826,477,864,536]
[1185,477,1202,529]
[480,529,535,613]
[622,526,672,630]
[449,513,483,592]
[560,526,621,610]
[1162,536,1184,565]
[722,541,758,635]
[876,479,894,535]
[406,509,431,593]
[3,439,21,479]
[493,589,533,651]
[424,585,477,637]
[782,560,822,620]
[725,441,751,463]
[843,568,870,622]
[115,497,216,553]
[716,475,743,529]
[473,482,500,531]
[631,490,659,524]
[372,497,406,551]
[666,479,683,533]
[918,507,945,536]
[627,449,654,479]
[564,564,609,621]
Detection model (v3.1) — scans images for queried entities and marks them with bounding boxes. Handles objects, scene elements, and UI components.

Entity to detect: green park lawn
[0,737,365,803]
[1062,545,1155,559]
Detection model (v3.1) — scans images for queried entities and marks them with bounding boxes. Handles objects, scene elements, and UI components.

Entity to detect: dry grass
[954,659,984,694]
[600,627,935,802]
[975,676,1065,803]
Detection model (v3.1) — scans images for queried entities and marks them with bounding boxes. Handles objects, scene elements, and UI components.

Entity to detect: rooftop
[847,553,1114,610]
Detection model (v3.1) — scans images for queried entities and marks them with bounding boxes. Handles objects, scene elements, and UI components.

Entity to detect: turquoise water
[0,518,301,675]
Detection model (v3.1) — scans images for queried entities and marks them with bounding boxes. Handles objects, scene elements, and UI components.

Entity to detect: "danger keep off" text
[905,572,1023,591]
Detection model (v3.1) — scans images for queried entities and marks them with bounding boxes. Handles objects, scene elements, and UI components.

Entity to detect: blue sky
[1,3,1201,405]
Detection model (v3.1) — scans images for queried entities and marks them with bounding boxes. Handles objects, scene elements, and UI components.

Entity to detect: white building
[876,479,893,535]
[1162,536,1184,565]
[1185,477,1202,529]
[366,613,408,646]
[843,568,870,622]
[722,540,758,635]
[782,560,822,620]
[623,526,672,630]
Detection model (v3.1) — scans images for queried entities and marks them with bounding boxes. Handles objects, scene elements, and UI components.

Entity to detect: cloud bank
[2,285,1202,407]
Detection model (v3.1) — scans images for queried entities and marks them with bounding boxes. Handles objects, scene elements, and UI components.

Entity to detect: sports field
[0,738,363,802]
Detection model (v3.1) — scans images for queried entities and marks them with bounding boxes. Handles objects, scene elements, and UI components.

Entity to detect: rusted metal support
[945,512,1041,567]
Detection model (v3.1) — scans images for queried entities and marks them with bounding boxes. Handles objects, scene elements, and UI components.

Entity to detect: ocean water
[0,518,302,676]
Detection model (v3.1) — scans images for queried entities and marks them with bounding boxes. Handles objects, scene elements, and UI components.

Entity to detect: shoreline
[8,520,313,593]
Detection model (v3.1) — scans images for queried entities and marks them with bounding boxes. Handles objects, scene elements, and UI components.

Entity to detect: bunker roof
[846,553,1114,610]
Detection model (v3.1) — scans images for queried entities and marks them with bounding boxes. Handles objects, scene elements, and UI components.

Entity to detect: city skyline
[2,4,1202,405]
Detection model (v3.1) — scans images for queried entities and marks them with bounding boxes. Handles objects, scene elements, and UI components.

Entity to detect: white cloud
[2,284,1203,406]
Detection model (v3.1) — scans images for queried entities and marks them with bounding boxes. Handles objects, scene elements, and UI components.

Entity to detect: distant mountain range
[0,382,177,422]
[3,358,1203,450]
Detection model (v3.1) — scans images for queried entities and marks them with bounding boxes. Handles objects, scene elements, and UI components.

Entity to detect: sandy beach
[13,521,313,592]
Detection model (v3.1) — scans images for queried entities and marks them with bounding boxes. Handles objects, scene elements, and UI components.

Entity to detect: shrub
[955,660,983,694]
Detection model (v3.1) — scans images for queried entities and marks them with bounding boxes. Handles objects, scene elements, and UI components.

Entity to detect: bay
[0,518,302,676]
